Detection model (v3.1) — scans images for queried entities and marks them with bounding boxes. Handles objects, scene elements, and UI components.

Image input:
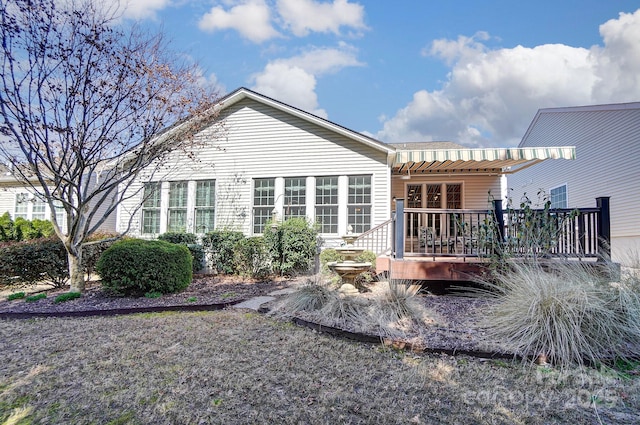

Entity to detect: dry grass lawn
[1,310,639,424]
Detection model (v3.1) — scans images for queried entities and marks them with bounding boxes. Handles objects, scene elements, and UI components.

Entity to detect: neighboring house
[118,88,574,257]
[0,164,116,235]
[508,102,640,265]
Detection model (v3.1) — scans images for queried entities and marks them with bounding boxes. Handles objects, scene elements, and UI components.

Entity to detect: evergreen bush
[202,230,245,274]
[158,232,197,245]
[0,237,68,288]
[158,232,204,273]
[264,218,318,276]
[96,239,192,297]
[233,237,271,279]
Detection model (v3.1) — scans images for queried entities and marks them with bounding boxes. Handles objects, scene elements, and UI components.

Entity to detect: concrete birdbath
[328,231,372,293]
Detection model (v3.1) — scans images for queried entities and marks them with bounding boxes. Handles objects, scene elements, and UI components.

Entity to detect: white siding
[119,97,391,245]
[508,105,640,263]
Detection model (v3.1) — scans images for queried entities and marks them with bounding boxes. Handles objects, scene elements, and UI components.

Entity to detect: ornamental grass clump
[269,279,332,317]
[480,261,640,368]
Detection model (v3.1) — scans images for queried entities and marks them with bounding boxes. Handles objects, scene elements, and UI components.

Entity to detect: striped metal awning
[393,146,575,175]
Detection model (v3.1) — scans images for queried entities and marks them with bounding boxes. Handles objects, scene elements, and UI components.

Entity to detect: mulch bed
[0,275,507,359]
[0,274,292,316]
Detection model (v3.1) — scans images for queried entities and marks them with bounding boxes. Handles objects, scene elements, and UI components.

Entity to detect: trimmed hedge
[0,237,68,288]
[96,239,192,297]
[202,230,245,274]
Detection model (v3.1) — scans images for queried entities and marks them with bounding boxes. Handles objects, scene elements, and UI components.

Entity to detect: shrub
[96,239,192,297]
[0,237,68,288]
[25,293,46,302]
[54,292,81,303]
[233,237,271,279]
[186,244,205,273]
[157,232,204,273]
[82,232,122,278]
[0,213,55,242]
[319,248,343,274]
[479,261,640,368]
[202,230,245,274]
[264,218,318,276]
[7,292,25,301]
[0,212,15,242]
[158,232,197,245]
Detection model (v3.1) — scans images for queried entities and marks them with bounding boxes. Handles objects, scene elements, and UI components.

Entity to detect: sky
[111,0,640,148]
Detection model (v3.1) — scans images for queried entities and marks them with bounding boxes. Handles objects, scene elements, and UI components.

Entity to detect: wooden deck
[376,256,489,282]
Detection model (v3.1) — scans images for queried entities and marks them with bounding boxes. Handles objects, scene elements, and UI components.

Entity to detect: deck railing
[352,218,393,255]
[393,197,611,261]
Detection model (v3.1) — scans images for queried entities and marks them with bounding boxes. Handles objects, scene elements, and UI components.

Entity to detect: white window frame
[13,192,50,221]
[549,184,568,209]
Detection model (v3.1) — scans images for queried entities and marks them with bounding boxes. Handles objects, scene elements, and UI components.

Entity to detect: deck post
[596,197,611,259]
[492,199,505,243]
[395,198,405,260]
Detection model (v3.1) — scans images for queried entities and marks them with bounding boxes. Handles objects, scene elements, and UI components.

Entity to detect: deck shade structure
[393,146,576,175]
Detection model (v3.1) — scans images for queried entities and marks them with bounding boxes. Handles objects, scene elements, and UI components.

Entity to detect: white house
[117,88,575,257]
[507,102,640,265]
[1,87,577,269]
[117,88,396,246]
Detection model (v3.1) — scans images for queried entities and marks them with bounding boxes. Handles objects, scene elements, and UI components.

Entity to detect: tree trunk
[68,251,85,293]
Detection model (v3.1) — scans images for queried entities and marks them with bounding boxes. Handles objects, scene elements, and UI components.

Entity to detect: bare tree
[0,0,220,292]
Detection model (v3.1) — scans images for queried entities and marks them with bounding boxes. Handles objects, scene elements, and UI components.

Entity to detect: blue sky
[115,0,640,147]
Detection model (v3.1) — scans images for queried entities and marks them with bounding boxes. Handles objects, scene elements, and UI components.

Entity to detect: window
[315,176,338,234]
[195,180,215,233]
[142,182,161,234]
[31,197,47,220]
[14,193,47,221]
[446,184,462,209]
[53,200,65,226]
[284,177,306,219]
[14,193,29,219]
[167,181,188,232]
[348,175,371,233]
[550,184,567,209]
[253,178,275,234]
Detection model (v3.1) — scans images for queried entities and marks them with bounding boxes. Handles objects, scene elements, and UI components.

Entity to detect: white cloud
[276,0,367,37]
[198,0,280,43]
[378,9,640,147]
[250,46,364,117]
[99,0,173,20]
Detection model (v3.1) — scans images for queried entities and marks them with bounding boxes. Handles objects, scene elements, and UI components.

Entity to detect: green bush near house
[158,232,197,245]
[202,230,245,274]
[319,248,343,274]
[233,237,271,279]
[0,237,68,288]
[96,239,192,297]
[158,232,204,273]
[0,212,55,242]
[264,218,318,276]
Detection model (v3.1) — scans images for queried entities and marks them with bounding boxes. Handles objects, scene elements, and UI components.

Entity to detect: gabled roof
[217,87,396,155]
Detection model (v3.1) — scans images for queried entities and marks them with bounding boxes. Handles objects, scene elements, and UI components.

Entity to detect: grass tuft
[479,260,640,368]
